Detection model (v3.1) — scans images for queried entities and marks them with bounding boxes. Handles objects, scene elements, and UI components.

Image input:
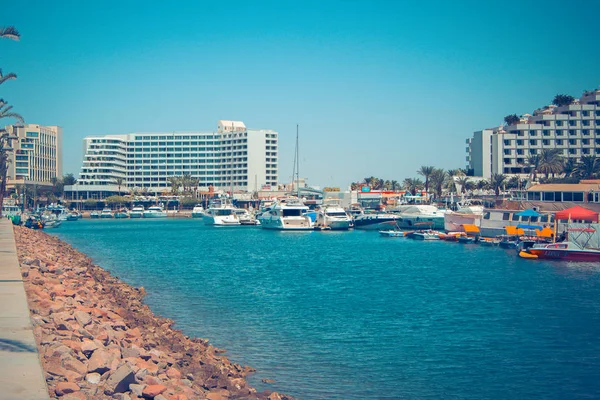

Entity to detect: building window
[556,121,563,126]
[543,130,550,136]
[530,130,537,136]
[517,140,523,146]
[530,139,537,145]
[569,130,576,135]
[556,130,563,136]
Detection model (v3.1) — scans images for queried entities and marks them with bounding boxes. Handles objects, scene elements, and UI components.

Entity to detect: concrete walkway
[0,219,49,399]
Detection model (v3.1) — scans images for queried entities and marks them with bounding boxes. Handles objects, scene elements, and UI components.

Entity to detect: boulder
[142,384,167,398]
[87,349,113,374]
[129,383,146,397]
[74,310,92,326]
[86,372,102,384]
[105,364,136,394]
[166,367,181,379]
[55,381,80,396]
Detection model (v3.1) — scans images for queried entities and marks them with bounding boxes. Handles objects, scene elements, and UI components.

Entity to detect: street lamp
[0,131,19,218]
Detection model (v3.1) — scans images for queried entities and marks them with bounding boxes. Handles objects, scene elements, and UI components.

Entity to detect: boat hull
[203,215,240,226]
[258,216,313,230]
[143,213,167,218]
[528,249,600,262]
[353,218,398,231]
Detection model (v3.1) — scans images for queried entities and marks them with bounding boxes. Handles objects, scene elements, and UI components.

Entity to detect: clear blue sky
[2,0,598,188]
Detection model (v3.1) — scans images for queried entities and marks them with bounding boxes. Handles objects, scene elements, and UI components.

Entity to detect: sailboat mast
[230,122,234,200]
[296,124,299,198]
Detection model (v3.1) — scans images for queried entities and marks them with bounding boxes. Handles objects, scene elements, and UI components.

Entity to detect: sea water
[50,219,600,399]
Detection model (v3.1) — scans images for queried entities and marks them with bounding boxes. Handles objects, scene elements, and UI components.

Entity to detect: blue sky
[2,0,599,188]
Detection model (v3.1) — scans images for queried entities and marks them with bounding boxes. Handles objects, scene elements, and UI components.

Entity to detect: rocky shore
[14,226,293,400]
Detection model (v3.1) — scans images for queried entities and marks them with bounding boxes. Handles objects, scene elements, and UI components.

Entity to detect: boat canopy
[555,206,599,222]
[515,209,541,218]
[505,226,525,235]
[517,224,543,230]
[462,224,480,233]
[535,227,554,238]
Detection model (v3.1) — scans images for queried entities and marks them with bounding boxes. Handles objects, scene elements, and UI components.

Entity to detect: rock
[268,393,283,400]
[111,394,131,400]
[64,357,87,376]
[122,347,141,359]
[87,349,112,374]
[129,383,146,397]
[135,368,148,381]
[105,364,136,394]
[142,384,167,398]
[55,381,80,396]
[206,390,230,400]
[262,379,276,384]
[74,310,92,326]
[154,395,168,400]
[86,372,102,384]
[81,339,98,356]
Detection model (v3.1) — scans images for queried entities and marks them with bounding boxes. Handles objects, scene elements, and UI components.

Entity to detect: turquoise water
[50,220,600,399]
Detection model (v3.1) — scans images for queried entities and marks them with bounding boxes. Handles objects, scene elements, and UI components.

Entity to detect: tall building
[4,123,63,186]
[467,89,600,179]
[73,120,278,196]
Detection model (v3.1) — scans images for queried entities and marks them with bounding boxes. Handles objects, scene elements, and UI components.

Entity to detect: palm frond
[0,71,17,85]
[0,26,20,41]
[0,111,24,123]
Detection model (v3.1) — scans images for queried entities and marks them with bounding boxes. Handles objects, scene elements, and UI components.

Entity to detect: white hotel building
[467,89,600,179]
[71,120,278,197]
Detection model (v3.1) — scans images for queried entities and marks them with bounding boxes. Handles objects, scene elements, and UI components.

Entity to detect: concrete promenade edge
[0,219,49,399]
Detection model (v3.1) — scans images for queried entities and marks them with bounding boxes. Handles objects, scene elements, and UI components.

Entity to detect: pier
[0,219,49,399]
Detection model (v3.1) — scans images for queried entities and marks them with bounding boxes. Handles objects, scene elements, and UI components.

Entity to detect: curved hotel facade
[70,120,278,198]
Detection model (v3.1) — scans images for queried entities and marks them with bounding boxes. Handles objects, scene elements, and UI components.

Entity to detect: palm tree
[417,166,435,195]
[0,69,17,86]
[390,180,399,191]
[538,149,564,178]
[429,168,447,199]
[552,94,575,107]
[63,173,77,186]
[526,154,540,182]
[0,26,20,41]
[455,176,470,194]
[477,179,489,191]
[574,156,600,179]
[563,158,576,178]
[504,114,520,126]
[167,176,181,194]
[114,177,125,195]
[403,178,423,196]
[490,173,507,199]
[0,99,24,123]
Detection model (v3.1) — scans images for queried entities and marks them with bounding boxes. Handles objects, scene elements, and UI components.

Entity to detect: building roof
[218,120,246,129]
[527,183,600,192]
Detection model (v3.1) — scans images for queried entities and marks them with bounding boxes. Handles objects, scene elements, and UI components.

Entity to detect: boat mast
[230,122,234,201]
[296,124,299,198]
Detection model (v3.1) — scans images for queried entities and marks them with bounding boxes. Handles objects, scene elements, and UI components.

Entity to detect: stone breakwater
[14,226,293,400]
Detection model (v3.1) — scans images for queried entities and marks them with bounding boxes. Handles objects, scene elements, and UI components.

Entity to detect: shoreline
[14,226,292,400]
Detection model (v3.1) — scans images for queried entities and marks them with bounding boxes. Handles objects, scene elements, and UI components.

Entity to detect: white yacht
[390,204,447,230]
[316,200,352,230]
[258,197,313,230]
[130,205,145,218]
[100,208,114,218]
[143,205,167,218]
[191,205,204,218]
[202,199,240,226]
[444,200,484,232]
[234,208,260,225]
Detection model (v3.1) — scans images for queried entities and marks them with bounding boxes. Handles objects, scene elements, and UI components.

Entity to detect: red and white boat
[521,241,600,262]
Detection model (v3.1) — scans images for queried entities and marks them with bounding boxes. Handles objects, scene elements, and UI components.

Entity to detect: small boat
[203,199,240,226]
[143,205,167,218]
[114,208,129,219]
[316,200,353,230]
[90,211,100,219]
[479,237,500,246]
[235,208,260,225]
[439,232,464,241]
[457,235,476,244]
[44,219,62,228]
[258,197,313,230]
[410,230,441,240]
[498,235,519,249]
[379,230,409,237]
[521,241,600,262]
[66,213,80,221]
[191,205,204,218]
[100,208,114,218]
[130,205,145,218]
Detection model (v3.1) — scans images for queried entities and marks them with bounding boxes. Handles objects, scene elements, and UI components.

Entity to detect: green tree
[403,178,423,196]
[477,179,489,191]
[390,180,399,191]
[552,94,575,107]
[573,155,600,179]
[504,114,520,126]
[490,173,507,199]
[114,177,125,194]
[63,173,77,185]
[455,176,470,194]
[527,154,540,182]
[538,148,564,178]
[417,166,435,195]
[563,158,576,178]
[50,176,64,197]
[429,168,447,199]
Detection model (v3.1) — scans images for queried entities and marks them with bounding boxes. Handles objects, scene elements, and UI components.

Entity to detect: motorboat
[90,211,100,219]
[479,209,552,238]
[457,235,476,244]
[315,200,352,230]
[130,205,145,218]
[202,199,240,226]
[143,205,167,218]
[379,229,410,237]
[258,197,313,230]
[390,204,447,230]
[191,205,204,218]
[44,219,62,228]
[409,230,441,240]
[444,200,484,232]
[352,206,401,231]
[235,208,260,226]
[100,208,114,218]
[520,241,600,262]
[479,237,500,246]
[114,208,129,219]
[66,212,80,221]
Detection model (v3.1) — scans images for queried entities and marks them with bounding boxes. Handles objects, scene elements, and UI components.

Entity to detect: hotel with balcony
[68,120,278,199]
[467,89,600,179]
[4,123,63,190]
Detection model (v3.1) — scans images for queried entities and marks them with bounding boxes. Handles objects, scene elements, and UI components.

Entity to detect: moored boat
[202,199,240,226]
[258,197,313,230]
[316,200,353,230]
[90,211,100,219]
[520,241,600,262]
[100,208,114,218]
[410,230,441,240]
[379,230,410,237]
[129,205,145,218]
[114,208,130,219]
[191,205,204,218]
[143,206,167,218]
